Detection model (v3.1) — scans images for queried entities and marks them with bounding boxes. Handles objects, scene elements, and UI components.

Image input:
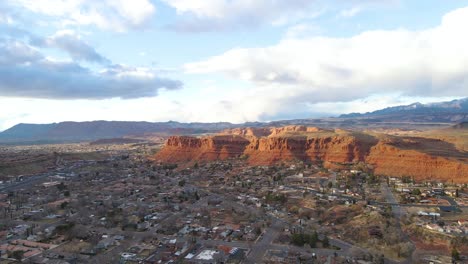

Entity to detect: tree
[452,248,460,261]
[377,254,385,264]
[412,188,421,196]
[56,182,67,191]
[9,250,25,261]
[289,205,299,214]
[291,233,306,246]
[322,236,330,248]
[396,242,412,258]
[309,231,318,248]
[178,179,186,187]
[60,201,69,209]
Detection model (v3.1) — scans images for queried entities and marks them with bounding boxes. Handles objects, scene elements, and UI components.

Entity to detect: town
[0,142,467,264]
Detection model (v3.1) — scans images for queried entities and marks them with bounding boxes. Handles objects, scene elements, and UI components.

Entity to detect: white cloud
[339,7,361,18]
[162,0,318,31]
[11,0,155,31]
[184,6,468,120]
[284,23,321,39]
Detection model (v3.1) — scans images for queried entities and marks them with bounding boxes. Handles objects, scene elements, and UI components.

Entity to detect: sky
[1,0,468,131]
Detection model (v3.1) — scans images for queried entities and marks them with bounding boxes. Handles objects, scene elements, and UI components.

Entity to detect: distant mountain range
[340,97,468,122]
[0,98,466,144]
[0,121,243,144]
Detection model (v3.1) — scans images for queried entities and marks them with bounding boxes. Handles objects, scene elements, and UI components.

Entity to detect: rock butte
[154,126,468,183]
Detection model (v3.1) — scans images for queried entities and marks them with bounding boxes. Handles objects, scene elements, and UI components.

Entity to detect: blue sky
[1,0,468,131]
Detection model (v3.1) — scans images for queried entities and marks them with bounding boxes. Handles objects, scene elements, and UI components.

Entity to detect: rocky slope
[154,126,468,182]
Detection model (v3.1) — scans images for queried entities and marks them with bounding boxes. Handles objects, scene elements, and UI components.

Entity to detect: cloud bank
[0,39,182,99]
[184,6,468,119]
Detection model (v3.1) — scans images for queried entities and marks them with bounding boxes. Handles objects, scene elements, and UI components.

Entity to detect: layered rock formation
[244,135,370,165]
[154,126,468,182]
[155,135,250,163]
[366,140,468,182]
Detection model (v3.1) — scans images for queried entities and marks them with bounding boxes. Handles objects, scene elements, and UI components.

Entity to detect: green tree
[452,248,460,261]
[412,188,421,196]
[322,236,330,248]
[57,182,67,191]
[178,180,186,187]
[309,231,318,248]
[291,233,305,246]
[9,250,25,261]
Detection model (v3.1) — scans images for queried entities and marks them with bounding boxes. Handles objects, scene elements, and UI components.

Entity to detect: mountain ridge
[1,98,467,144]
[340,97,468,122]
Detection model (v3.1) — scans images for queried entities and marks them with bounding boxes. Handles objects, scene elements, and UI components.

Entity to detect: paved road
[0,173,52,193]
[244,219,282,263]
[381,182,403,219]
[381,183,413,264]
[370,201,467,209]
[202,239,345,257]
[330,171,337,186]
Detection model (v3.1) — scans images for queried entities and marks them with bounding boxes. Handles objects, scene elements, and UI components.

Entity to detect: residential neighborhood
[0,142,466,263]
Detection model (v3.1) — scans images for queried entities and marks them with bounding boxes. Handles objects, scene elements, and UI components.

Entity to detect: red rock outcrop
[154,135,250,163]
[221,127,271,138]
[154,126,468,182]
[244,135,369,165]
[366,140,468,183]
[268,125,322,136]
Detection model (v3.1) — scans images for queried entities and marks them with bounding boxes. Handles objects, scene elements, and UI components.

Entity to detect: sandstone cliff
[366,138,468,182]
[154,126,468,182]
[155,135,250,163]
[244,135,370,165]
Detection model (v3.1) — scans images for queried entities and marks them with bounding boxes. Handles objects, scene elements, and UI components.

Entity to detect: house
[96,237,117,250]
[425,224,443,232]
[121,252,136,260]
[193,249,227,263]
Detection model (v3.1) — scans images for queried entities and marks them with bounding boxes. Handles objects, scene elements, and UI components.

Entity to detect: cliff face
[154,130,374,166]
[366,141,468,183]
[154,135,250,163]
[244,136,367,165]
[222,127,271,138]
[154,127,468,182]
